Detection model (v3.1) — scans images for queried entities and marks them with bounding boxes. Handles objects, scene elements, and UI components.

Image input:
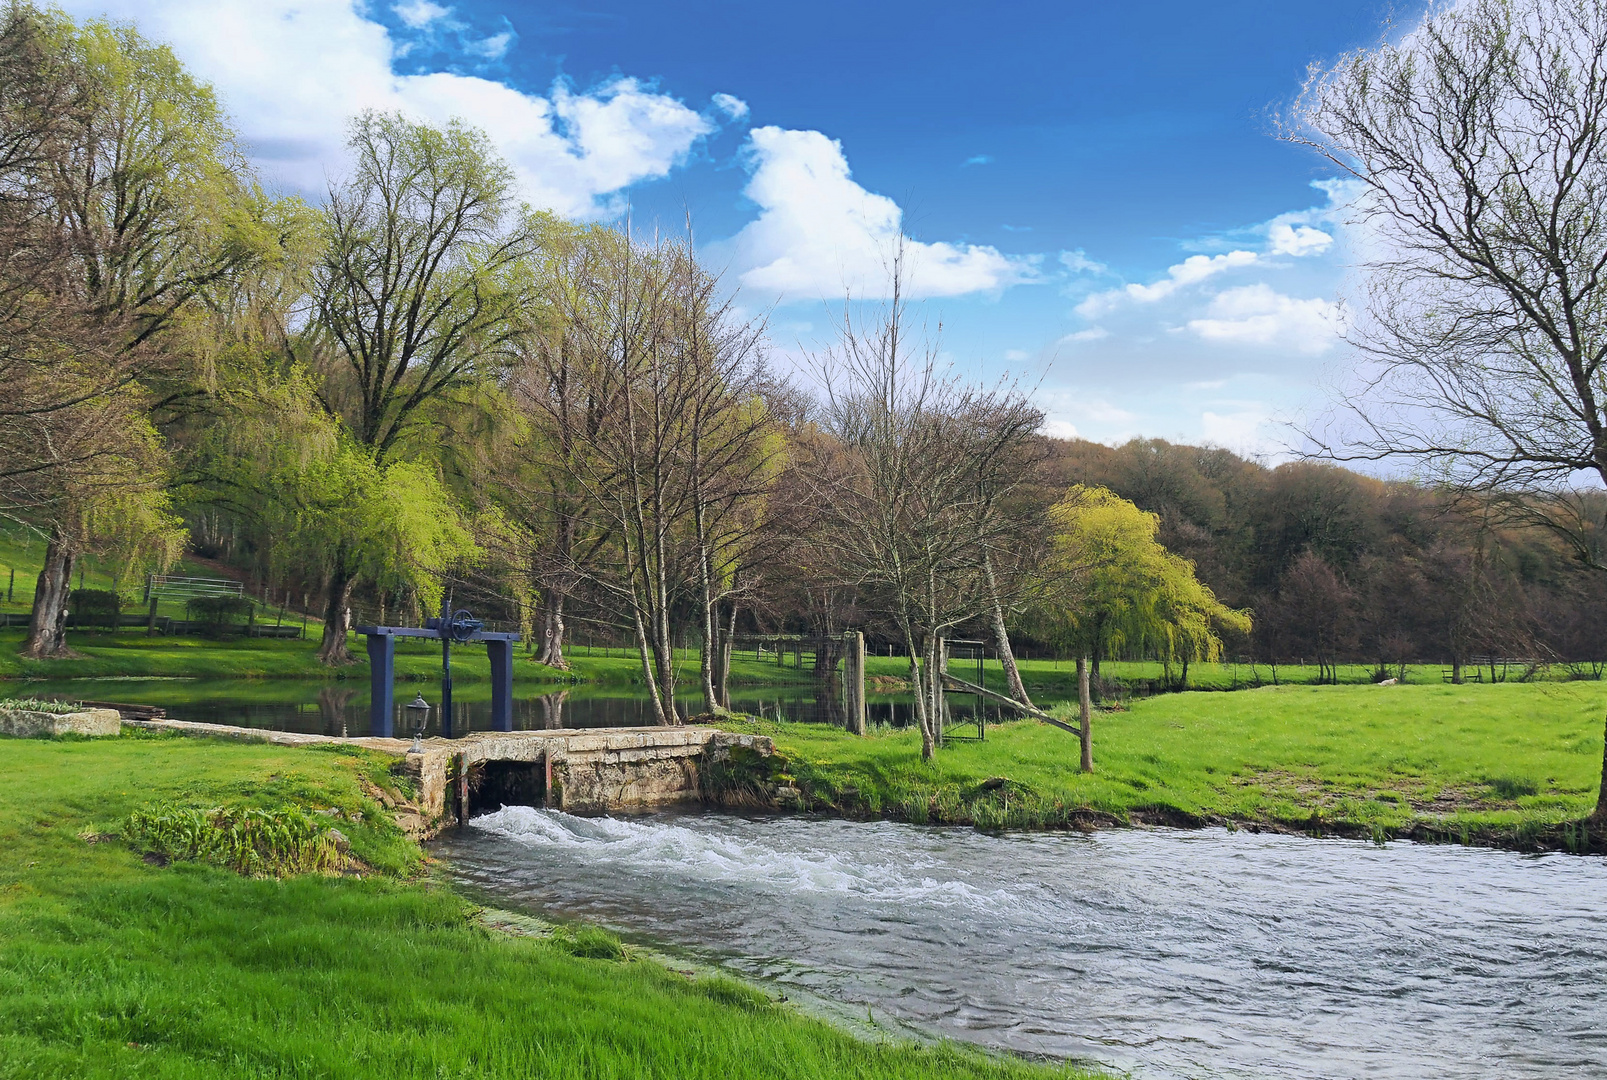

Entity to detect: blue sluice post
[488,638,513,731]
[367,633,395,737]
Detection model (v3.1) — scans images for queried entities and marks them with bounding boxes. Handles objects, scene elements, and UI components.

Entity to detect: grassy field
[725,682,1606,851]
[0,732,1096,1080]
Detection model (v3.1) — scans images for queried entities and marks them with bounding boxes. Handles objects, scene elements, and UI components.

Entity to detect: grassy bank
[0,629,837,688]
[0,732,1097,1079]
[724,682,1606,852]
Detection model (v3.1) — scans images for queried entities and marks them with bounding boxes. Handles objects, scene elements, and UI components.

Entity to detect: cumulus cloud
[59,0,715,218]
[394,1,450,29]
[711,92,750,121]
[718,126,1037,302]
[1059,249,1108,275]
[1186,284,1340,353]
[1076,250,1258,317]
[1267,221,1333,256]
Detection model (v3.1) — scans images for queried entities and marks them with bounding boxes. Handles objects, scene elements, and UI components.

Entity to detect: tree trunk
[537,592,568,669]
[1180,657,1190,690]
[697,555,718,715]
[904,621,935,760]
[23,531,73,659]
[316,562,356,666]
[1592,710,1607,825]
[983,553,1031,706]
[715,602,737,708]
[1077,656,1094,773]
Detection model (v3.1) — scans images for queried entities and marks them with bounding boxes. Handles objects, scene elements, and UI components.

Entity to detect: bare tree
[805,244,1039,758]
[1292,0,1607,819]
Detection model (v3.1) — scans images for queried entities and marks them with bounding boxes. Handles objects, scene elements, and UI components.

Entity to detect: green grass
[727,682,1606,851]
[0,628,840,688]
[0,527,237,621]
[0,733,1097,1079]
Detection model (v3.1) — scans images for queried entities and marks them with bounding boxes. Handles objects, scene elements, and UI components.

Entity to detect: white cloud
[1059,327,1109,344]
[1077,250,1258,317]
[1041,418,1079,439]
[1186,284,1340,353]
[1200,407,1275,454]
[394,0,450,29]
[1267,221,1332,257]
[718,126,1038,302]
[60,0,715,218]
[1059,249,1108,275]
[963,154,993,167]
[711,92,749,121]
[464,30,513,60]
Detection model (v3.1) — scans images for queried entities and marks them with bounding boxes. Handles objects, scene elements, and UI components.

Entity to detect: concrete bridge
[123,718,775,837]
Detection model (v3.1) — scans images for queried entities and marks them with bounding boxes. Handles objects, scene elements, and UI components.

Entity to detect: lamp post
[405,693,430,753]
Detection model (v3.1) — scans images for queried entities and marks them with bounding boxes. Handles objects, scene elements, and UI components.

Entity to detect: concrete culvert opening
[470,759,545,815]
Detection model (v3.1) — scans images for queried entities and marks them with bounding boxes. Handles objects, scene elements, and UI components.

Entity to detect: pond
[18,677,1021,734]
[437,810,1607,1080]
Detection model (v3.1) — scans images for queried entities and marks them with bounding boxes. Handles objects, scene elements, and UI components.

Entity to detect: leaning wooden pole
[939,673,1080,734]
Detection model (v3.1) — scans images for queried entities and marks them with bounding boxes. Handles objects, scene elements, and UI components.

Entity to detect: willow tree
[309,111,535,663]
[0,6,260,657]
[1037,486,1249,772]
[1292,0,1607,823]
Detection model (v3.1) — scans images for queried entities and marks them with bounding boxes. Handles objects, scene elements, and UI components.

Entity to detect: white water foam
[470,806,1009,910]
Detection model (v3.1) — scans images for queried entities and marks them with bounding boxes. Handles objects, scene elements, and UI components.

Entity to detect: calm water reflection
[25,677,1019,735]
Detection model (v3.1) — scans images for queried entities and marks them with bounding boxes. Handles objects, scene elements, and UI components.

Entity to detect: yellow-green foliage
[1039,485,1250,664]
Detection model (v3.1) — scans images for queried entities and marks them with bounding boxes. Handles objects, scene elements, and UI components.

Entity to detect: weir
[122,717,775,837]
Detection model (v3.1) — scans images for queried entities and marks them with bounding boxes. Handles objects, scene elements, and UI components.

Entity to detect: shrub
[0,697,83,714]
[122,804,344,877]
[69,588,121,628]
[185,594,255,636]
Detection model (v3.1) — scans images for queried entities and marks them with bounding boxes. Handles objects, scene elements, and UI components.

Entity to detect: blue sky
[65,0,1428,454]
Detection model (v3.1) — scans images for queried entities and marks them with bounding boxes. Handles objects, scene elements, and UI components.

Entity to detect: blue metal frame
[355,625,521,738]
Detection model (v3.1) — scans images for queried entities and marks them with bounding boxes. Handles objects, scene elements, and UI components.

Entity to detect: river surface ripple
[435,810,1606,1080]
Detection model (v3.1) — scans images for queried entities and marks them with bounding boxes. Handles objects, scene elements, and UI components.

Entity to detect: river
[436,809,1606,1080]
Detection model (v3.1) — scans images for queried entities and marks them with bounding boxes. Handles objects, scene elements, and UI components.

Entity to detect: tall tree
[1293,0,1607,820]
[0,6,257,657]
[309,111,534,663]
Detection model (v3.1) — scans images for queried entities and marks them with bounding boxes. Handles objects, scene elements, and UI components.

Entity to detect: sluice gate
[123,718,775,838]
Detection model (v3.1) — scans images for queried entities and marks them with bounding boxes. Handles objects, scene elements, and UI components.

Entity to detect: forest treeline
[1043,439,1607,682]
[3,4,1604,760]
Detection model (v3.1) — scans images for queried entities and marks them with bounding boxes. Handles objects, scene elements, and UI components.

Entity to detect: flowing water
[437,809,1607,1080]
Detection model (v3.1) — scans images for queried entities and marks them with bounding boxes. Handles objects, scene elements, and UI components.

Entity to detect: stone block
[0,708,121,738]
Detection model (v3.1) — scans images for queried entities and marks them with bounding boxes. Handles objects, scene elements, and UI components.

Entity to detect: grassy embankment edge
[0,729,1100,1080]
[708,682,1607,855]
[7,624,1590,699]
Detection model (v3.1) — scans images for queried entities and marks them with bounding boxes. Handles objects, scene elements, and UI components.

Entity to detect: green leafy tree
[0,6,266,657]
[307,110,535,663]
[1035,486,1250,771]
